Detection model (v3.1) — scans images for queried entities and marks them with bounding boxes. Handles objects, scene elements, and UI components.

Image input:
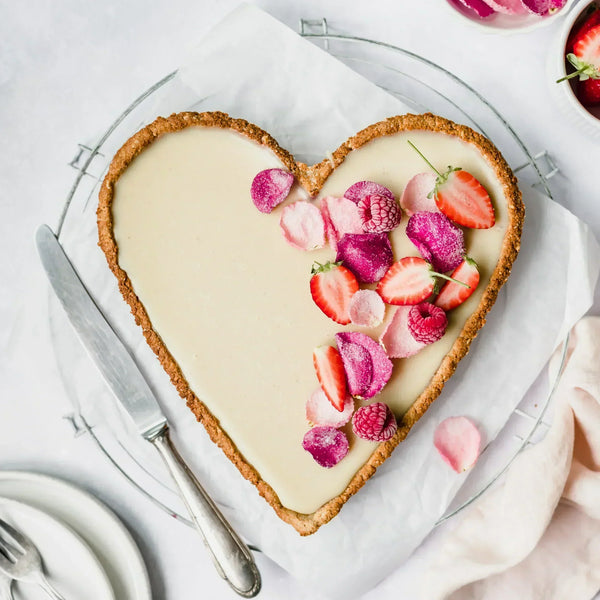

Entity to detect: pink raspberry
[352,402,397,442]
[358,194,402,234]
[407,302,447,344]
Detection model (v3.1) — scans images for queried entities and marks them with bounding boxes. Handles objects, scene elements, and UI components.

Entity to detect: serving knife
[35,224,261,598]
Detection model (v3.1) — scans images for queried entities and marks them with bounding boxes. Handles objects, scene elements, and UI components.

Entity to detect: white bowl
[548,0,600,138]
[443,0,578,34]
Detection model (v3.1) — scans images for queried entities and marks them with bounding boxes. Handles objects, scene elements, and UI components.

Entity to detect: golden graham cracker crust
[97,111,524,536]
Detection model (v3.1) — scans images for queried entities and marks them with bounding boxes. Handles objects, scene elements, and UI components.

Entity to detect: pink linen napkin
[415,316,600,600]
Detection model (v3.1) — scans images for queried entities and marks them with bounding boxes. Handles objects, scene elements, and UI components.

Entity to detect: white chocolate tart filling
[112,126,509,514]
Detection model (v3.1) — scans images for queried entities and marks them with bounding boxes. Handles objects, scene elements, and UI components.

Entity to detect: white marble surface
[2,1,599,599]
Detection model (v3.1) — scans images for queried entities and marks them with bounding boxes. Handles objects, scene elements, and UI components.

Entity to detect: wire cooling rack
[49,19,567,532]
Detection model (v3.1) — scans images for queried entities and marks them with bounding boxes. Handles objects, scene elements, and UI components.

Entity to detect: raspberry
[407,302,447,344]
[358,194,402,234]
[352,402,397,442]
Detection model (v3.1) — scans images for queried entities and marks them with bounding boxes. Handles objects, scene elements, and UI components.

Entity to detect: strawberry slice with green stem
[313,346,348,412]
[377,256,470,306]
[557,24,600,83]
[435,257,480,311]
[310,261,359,325]
[407,141,495,229]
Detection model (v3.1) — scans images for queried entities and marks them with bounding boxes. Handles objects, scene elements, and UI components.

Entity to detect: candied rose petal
[406,212,465,273]
[454,0,496,17]
[380,306,426,359]
[306,388,354,428]
[483,0,527,13]
[352,402,397,442]
[251,168,294,213]
[344,181,394,204]
[335,334,373,397]
[302,426,349,468]
[349,289,386,327]
[336,331,393,399]
[320,196,364,252]
[399,173,438,216]
[280,201,326,250]
[434,416,481,473]
[336,233,393,283]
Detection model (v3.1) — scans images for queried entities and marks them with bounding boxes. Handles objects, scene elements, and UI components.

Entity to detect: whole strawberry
[357,194,402,233]
[579,77,600,105]
[352,402,397,442]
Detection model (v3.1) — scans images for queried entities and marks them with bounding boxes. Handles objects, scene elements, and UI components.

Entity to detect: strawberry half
[407,141,495,229]
[310,261,359,324]
[579,77,600,105]
[435,257,480,311]
[377,257,437,305]
[567,6,600,53]
[313,346,347,412]
[558,24,600,83]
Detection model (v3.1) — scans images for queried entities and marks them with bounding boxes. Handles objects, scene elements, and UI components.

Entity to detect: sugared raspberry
[358,194,402,234]
[407,302,447,344]
[352,402,397,442]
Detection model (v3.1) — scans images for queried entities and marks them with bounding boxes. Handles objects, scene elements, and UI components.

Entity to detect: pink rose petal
[380,306,426,359]
[336,332,393,399]
[302,426,349,468]
[484,0,527,13]
[280,201,326,250]
[306,389,354,428]
[344,181,394,204]
[406,212,465,273]
[251,168,294,213]
[320,196,364,253]
[349,289,386,327]
[399,173,439,216]
[335,335,373,397]
[434,416,481,473]
[520,0,564,14]
[454,0,496,16]
[336,233,393,284]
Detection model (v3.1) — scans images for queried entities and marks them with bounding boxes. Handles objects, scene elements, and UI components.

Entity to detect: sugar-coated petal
[349,289,386,327]
[399,173,438,216]
[454,0,496,16]
[406,212,465,273]
[306,389,355,428]
[335,334,373,397]
[483,0,527,13]
[336,233,393,283]
[280,201,326,250]
[302,426,349,468]
[251,168,294,213]
[344,181,394,204]
[320,196,364,253]
[336,332,393,399]
[380,306,426,358]
[521,0,564,14]
[434,416,481,473]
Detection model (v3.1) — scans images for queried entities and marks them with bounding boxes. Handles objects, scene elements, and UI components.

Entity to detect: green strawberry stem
[407,140,442,177]
[432,270,471,289]
[556,54,600,83]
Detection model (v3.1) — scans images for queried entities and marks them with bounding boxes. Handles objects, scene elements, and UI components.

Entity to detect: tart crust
[97,111,524,536]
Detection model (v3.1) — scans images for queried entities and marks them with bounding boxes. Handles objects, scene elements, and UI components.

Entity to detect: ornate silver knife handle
[150,426,261,597]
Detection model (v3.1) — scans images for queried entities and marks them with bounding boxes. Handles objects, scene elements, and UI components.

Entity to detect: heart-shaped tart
[98,111,523,535]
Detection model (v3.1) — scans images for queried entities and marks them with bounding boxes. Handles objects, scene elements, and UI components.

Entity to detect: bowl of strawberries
[553,1,600,134]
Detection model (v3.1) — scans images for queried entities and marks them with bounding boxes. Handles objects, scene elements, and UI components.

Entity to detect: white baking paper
[55,4,600,599]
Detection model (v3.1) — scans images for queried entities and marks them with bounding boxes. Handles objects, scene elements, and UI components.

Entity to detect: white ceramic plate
[0,471,151,600]
[0,498,114,600]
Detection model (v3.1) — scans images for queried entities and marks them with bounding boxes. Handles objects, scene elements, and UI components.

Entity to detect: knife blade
[35,224,261,597]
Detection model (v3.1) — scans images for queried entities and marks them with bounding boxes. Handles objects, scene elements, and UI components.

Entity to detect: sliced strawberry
[435,170,495,229]
[567,7,600,53]
[407,140,495,229]
[435,257,480,311]
[377,257,436,305]
[579,77,600,105]
[313,346,347,412]
[310,261,359,324]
